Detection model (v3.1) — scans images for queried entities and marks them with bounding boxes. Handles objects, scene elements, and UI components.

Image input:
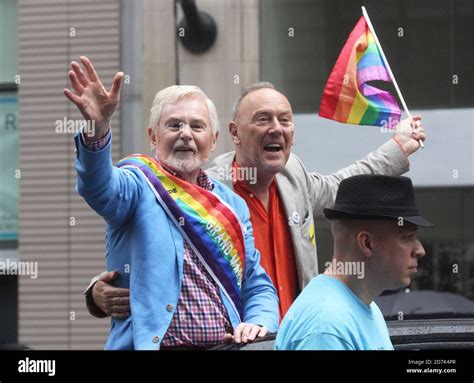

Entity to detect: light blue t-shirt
[275,274,393,350]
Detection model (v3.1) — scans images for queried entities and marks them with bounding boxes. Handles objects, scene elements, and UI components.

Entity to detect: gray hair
[231,81,276,121]
[148,85,219,133]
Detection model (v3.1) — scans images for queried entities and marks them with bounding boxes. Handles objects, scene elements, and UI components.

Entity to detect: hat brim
[323,208,434,228]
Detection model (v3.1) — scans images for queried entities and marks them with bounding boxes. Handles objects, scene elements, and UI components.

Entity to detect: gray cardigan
[206,139,409,291]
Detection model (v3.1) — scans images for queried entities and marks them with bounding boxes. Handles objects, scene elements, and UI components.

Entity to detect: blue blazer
[74,134,279,350]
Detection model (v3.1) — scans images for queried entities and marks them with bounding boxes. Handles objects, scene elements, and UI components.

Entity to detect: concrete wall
[141,0,260,159]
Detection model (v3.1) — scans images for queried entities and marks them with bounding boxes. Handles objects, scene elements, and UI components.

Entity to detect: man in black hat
[274,174,433,350]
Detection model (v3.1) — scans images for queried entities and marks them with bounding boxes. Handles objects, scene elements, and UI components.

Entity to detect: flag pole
[361,6,424,148]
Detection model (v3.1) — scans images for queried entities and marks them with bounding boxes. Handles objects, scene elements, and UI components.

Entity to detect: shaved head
[331,219,392,238]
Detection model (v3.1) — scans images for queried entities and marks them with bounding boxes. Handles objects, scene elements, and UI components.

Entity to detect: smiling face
[370,222,426,290]
[230,88,294,176]
[147,94,217,181]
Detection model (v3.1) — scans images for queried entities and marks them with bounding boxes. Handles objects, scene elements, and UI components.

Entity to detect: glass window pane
[260,0,473,112]
[0,0,17,84]
[0,92,18,240]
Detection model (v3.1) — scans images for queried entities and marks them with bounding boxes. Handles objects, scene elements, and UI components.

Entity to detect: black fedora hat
[323,175,434,227]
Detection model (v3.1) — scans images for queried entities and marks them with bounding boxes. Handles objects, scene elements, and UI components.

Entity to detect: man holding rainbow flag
[65,56,279,350]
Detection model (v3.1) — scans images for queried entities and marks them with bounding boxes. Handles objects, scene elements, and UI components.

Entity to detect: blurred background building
[0,0,472,349]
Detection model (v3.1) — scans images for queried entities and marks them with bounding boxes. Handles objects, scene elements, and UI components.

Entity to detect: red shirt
[233,161,298,318]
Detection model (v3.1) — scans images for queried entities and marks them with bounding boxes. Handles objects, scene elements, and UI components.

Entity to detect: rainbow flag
[319,16,401,127]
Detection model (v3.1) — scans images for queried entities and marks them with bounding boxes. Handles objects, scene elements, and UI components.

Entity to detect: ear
[148,126,157,149]
[229,121,240,145]
[210,131,219,151]
[289,120,296,145]
[355,231,374,259]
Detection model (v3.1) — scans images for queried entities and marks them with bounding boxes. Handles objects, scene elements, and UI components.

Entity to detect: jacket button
[166,304,174,312]
[152,336,159,343]
[291,212,300,224]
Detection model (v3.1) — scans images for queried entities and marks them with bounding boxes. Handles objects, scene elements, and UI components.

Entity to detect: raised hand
[393,114,426,156]
[64,56,124,140]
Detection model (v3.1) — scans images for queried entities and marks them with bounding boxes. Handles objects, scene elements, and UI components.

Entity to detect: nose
[268,116,284,136]
[413,237,425,259]
[179,123,193,141]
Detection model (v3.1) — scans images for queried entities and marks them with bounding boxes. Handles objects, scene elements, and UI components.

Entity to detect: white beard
[164,152,202,175]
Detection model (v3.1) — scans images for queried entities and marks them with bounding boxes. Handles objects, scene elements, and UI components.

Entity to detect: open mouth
[175,148,195,153]
[263,143,283,153]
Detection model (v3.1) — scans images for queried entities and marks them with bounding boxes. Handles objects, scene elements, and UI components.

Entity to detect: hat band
[334,204,419,216]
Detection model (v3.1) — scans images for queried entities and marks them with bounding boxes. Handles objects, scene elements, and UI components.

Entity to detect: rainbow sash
[116,155,246,318]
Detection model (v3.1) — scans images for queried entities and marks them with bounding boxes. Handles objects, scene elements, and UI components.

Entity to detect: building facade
[0,0,471,349]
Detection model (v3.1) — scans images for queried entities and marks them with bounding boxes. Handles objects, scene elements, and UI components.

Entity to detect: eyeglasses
[164,120,207,132]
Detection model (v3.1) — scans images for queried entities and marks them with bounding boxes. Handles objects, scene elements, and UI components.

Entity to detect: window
[0,0,18,242]
[260,0,473,113]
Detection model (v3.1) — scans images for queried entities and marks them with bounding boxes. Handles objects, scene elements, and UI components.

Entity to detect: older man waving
[65,56,278,350]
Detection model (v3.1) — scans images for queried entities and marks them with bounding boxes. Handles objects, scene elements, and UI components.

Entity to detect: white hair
[148,85,219,133]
